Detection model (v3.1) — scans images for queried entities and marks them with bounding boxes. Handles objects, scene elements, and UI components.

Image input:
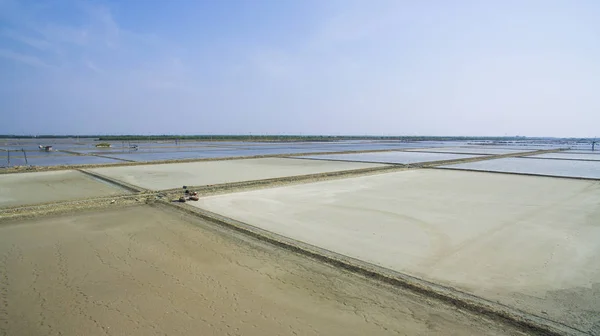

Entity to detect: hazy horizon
[0,134,596,140]
[2,0,599,137]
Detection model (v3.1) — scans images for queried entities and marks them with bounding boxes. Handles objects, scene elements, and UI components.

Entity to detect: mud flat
[193,169,600,334]
[0,205,527,336]
[0,170,127,208]
[89,158,386,190]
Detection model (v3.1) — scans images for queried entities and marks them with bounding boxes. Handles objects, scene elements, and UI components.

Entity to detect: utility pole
[22,149,28,165]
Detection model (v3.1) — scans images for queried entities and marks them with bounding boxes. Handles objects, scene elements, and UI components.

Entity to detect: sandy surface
[0,206,526,336]
[194,169,600,334]
[0,170,126,208]
[90,158,386,191]
[297,151,483,164]
[442,157,600,179]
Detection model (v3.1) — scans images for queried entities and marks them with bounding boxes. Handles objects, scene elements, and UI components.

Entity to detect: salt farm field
[1,138,599,336]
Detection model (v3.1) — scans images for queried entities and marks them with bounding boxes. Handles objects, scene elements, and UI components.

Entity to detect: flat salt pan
[441,157,600,179]
[0,170,126,208]
[90,157,386,190]
[297,151,482,164]
[192,169,600,333]
[524,153,600,161]
[406,147,534,155]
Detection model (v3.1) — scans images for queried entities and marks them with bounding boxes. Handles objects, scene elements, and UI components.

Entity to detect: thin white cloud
[35,22,89,46]
[0,48,50,68]
[85,60,103,73]
[79,3,120,47]
[0,0,178,75]
[1,29,53,50]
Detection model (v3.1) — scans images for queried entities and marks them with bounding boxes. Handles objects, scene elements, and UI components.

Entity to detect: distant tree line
[0,135,98,139]
[96,135,542,142]
[0,134,595,142]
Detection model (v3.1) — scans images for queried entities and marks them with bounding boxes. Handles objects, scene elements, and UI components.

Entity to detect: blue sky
[1,0,599,137]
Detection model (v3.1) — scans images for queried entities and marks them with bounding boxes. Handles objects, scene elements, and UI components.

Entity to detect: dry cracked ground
[0,205,528,336]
